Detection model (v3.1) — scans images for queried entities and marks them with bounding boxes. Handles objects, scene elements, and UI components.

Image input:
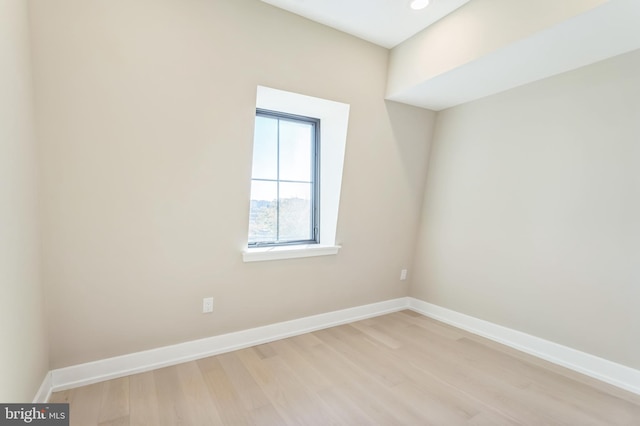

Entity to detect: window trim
[242,244,341,263]
[243,86,350,263]
[248,109,320,248]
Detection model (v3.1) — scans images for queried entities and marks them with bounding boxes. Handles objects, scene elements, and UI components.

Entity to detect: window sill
[243,244,341,263]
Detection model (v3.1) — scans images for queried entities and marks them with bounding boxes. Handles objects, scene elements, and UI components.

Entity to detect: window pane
[251,116,278,180]
[279,182,312,241]
[279,119,313,182]
[248,180,277,243]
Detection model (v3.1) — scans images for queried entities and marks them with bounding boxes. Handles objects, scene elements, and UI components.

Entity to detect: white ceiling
[261,0,640,111]
[261,0,473,48]
[387,0,640,110]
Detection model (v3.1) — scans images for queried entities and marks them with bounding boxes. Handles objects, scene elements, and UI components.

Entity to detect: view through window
[248,109,319,246]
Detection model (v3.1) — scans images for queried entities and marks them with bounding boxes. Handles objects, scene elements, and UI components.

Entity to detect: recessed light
[410,0,430,10]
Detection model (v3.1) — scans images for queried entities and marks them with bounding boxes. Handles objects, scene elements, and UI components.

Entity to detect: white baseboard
[33,371,52,403]
[37,296,640,399]
[49,298,409,393]
[408,297,640,396]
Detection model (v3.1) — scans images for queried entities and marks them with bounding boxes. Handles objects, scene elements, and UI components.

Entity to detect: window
[243,86,349,262]
[248,110,320,247]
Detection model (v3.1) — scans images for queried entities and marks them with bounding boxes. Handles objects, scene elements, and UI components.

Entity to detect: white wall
[411,48,640,369]
[387,0,606,100]
[29,0,436,369]
[0,0,49,402]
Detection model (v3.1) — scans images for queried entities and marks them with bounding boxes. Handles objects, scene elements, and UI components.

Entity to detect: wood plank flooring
[49,310,640,425]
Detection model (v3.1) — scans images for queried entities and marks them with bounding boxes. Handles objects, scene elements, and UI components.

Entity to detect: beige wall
[29,0,435,368]
[411,49,640,369]
[0,0,49,402]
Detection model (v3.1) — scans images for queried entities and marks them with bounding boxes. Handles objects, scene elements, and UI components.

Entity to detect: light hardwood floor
[50,310,640,425]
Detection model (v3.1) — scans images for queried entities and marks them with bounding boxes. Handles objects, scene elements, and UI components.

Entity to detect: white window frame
[243,86,350,262]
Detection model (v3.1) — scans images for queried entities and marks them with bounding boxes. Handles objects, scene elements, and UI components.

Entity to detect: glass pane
[278,182,312,241]
[279,119,313,182]
[248,180,277,243]
[251,116,278,180]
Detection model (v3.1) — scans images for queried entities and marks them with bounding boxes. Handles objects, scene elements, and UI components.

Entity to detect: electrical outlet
[202,297,214,313]
[400,269,408,281]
